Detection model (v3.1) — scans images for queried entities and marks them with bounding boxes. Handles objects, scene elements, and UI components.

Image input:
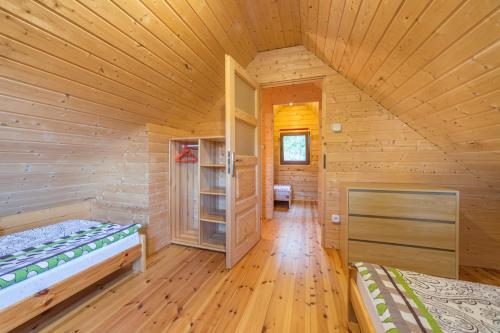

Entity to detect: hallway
[17,202,347,333]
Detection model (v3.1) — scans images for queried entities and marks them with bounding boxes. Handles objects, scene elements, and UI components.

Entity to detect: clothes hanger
[175,144,198,163]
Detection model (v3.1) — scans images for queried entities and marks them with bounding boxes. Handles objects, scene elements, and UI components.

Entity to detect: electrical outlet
[331,214,340,223]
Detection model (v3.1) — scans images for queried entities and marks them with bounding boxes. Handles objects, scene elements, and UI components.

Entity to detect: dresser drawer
[348,190,457,221]
[349,216,455,250]
[349,240,457,278]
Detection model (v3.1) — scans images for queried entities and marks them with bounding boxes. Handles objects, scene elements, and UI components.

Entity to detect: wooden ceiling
[1,0,498,183]
[0,0,258,127]
[237,0,500,186]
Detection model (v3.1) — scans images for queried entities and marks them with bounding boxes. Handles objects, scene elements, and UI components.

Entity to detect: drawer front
[348,190,457,221]
[349,240,457,278]
[349,216,455,250]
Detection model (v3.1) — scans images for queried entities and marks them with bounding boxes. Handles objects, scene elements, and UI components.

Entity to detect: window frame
[279,131,311,165]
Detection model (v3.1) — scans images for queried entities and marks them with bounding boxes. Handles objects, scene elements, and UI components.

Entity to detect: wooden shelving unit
[169,139,199,245]
[170,136,227,252]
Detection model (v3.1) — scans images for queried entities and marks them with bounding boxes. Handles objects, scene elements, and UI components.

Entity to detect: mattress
[273,184,292,192]
[0,234,139,309]
[355,262,500,333]
[274,184,292,202]
[0,220,140,300]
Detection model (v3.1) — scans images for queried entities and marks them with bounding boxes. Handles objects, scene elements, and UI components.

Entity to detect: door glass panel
[235,119,255,155]
[235,74,255,116]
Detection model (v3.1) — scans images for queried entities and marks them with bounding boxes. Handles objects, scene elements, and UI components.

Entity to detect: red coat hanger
[175,144,198,163]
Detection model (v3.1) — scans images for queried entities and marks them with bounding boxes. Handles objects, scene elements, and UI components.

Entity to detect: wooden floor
[460,266,500,287]
[14,202,500,333]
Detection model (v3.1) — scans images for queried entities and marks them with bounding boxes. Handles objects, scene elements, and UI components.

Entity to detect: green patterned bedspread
[0,221,141,290]
[355,262,500,333]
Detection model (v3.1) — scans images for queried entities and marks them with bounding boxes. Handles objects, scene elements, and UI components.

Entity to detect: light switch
[331,123,342,132]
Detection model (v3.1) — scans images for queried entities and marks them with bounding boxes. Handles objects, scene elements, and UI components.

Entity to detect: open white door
[225,55,261,268]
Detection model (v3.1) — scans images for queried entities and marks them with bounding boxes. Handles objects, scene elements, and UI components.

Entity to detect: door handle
[232,152,237,177]
[228,151,237,177]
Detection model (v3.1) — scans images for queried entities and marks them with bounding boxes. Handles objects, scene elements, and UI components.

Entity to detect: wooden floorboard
[12,201,500,333]
[460,266,500,287]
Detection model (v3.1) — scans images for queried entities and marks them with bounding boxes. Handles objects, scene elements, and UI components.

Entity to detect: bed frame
[348,266,376,333]
[0,201,146,332]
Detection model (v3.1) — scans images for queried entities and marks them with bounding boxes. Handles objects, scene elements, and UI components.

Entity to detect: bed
[0,201,146,332]
[349,262,500,333]
[274,184,292,208]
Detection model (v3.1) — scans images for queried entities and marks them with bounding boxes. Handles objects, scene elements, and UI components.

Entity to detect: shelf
[200,164,225,168]
[201,221,226,250]
[200,241,225,251]
[200,139,225,166]
[173,240,224,253]
[200,213,226,224]
[200,187,226,196]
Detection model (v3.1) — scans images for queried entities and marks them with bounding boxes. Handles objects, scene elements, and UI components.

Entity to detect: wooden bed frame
[0,201,146,332]
[348,266,376,333]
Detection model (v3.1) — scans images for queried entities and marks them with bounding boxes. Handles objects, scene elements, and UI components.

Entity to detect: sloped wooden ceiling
[0,0,257,128]
[236,0,500,187]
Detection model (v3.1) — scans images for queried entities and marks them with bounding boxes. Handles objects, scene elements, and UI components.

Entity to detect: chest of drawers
[340,183,459,278]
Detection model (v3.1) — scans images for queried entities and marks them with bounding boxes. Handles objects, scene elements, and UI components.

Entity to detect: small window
[280,131,310,165]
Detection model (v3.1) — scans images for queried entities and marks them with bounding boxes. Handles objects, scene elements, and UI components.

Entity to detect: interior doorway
[260,80,324,222]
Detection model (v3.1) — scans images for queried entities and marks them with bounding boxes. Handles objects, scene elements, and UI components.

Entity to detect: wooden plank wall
[0,0,252,253]
[0,118,189,254]
[72,123,190,255]
[0,86,147,218]
[146,124,191,254]
[247,46,500,269]
[91,127,149,227]
[273,103,320,201]
[0,0,257,208]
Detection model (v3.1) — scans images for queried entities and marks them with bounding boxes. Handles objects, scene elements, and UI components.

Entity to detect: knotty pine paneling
[1,0,498,264]
[0,0,255,253]
[0,101,143,217]
[236,0,500,188]
[0,0,258,203]
[91,123,190,255]
[273,103,320,201]
[146,124,191,254]
[247,46,499,269]
[235,0,301,51]
[91,127,149,227]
